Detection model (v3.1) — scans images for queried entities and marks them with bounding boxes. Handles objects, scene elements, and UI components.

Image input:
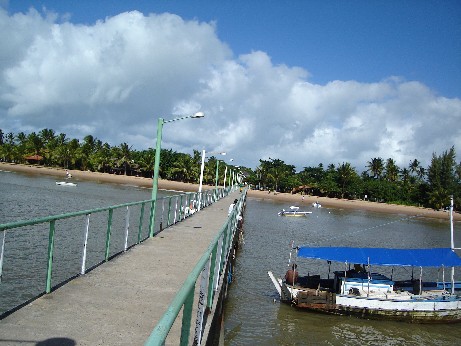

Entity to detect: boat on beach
[269,196,461,323]
[278,206,312,217]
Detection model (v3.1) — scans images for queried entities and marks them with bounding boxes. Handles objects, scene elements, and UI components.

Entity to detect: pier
[0,190,246,345]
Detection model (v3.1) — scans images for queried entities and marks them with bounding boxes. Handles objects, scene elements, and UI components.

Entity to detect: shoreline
[1,162,459,221]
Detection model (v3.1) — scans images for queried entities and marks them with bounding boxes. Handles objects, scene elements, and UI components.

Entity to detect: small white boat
[56,181,77,186]
[278,206,312,217]
[312,202,322,208]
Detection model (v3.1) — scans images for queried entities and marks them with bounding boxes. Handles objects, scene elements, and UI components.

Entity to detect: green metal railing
[145,188,247,346]
[0,187,227,317]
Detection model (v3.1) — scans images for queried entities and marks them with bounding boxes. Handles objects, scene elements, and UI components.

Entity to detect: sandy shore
[1,162,459,221]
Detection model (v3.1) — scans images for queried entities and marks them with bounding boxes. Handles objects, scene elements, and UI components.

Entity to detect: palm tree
[38,128,56,165]
[80,135,96,171]
[15,132,27,163]
[170,153,196,182]
[426,147,457,209]
[409,159,420,175]
[26,132,44,157]
[116,142,132,175]
[336,162,358,199]
[384,158,399,182]
[367,157,384,179]
[53,133,69,167]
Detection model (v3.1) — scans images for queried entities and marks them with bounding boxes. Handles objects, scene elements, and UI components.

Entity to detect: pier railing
[0,187,229,318]
[145,188,247,346]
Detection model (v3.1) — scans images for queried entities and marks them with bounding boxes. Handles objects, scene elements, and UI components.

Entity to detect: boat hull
[278,212,312,217]
[56,181,77,186]
[295,293,461,323]
[269,271,461,323]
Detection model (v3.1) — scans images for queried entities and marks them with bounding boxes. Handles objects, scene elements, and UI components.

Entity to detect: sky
[1,0,460,172]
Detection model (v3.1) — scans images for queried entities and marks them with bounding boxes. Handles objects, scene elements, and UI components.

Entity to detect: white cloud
[1,9,460,171]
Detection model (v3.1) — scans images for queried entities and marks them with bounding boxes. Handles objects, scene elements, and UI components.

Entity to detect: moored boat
[278,206,312,217]
[269,196,461,323]
[56,181,77,186]
[312,201,321,208]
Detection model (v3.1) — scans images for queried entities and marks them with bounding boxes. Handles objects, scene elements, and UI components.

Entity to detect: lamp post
[223,159,233,189]
[198,150,225,209]
[149,111,205,237]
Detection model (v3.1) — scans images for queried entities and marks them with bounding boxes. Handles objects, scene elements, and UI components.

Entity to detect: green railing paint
[105,208,113,261]
[0,188,223,318]
[45,220,56,294]
[148,200,156,238]
[145,188,247,346]
[138,202,145,244]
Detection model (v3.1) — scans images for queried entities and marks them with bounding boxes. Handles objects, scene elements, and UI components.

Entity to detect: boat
[56,181,77,186]
[312,201,322,208]
[269,196,461,323]
[278,206,312,217]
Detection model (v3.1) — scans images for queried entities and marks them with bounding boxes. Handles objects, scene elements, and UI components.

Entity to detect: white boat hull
[268,271,461,323]
[56,181,77,186]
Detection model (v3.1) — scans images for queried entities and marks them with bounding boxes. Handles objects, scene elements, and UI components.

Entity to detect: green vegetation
[246,149,460,212]
[1,128,460,211]
[0,128,230,187]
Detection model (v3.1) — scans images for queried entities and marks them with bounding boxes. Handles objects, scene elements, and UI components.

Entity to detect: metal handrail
[0,187,229,318]
[145,187,247,346]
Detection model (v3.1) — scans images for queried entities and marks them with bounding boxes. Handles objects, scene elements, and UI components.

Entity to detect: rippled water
[224,197,461,345]
[0,169,164,315]
[2,170,461,344]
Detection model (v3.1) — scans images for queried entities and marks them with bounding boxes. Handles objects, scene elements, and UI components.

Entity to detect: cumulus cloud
[1,8,460,171]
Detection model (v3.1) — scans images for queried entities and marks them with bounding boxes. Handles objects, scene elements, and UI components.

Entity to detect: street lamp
[198,150,225,209]
[223,159,233,189]
[149,111,205,237]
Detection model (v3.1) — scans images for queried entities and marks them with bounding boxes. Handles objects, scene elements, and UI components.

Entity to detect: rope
[309,213,425,246]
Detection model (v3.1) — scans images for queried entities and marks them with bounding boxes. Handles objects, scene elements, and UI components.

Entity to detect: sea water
[224,197,461,345]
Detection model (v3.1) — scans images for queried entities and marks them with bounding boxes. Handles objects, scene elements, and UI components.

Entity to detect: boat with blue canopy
[268,196,461,323]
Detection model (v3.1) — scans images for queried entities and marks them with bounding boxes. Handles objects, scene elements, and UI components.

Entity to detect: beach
[1,162,459,221]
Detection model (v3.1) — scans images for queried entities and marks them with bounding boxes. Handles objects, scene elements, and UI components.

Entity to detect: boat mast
[450,195,455,250]
[450,195,455,294]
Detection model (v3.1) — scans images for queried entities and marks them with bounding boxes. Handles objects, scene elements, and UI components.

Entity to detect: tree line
[0,128,235,188]
[247,151,461,212]
[1,128,460,211]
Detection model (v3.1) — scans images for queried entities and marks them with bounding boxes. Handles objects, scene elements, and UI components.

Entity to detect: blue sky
[7,0,460,98]
[1,1,460,170]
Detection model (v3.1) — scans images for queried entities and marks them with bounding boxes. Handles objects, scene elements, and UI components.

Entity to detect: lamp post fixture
[149,111,205,237]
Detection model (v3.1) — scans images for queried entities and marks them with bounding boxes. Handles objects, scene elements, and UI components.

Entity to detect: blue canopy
[297,247,461,267]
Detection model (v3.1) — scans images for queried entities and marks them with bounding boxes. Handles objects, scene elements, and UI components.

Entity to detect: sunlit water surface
[2,170,461,344]
[224,197,461,346]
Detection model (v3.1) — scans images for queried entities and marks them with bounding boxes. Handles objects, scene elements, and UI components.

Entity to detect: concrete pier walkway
[0,192,241,346]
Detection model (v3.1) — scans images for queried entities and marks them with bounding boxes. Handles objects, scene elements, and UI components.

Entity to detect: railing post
[214,235,224,292]
[207,244,218,307]
[149,199,156,238]
[166,197,173,227]
[0,230,6,283]
[173,196,178,224]
[46,220,56,293]
[138,202,145,244]
[180,288,195,346]
[81,214,91,275]
[105,209,113,261]
[187,193,192,215]
[124,206,130,251]
[194,256,212,345]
